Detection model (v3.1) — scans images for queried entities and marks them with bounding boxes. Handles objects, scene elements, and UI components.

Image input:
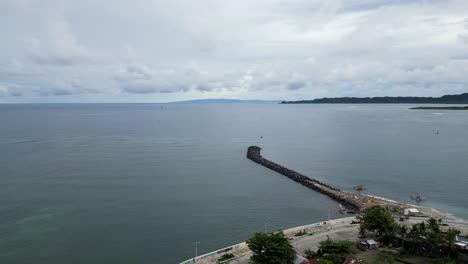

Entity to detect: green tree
[427,218,440,233]
[361,207,398,244]
[303,249,318,259]
[445,228,460,258]
[247,232,296,264]
[419,222,426,236]
[317,240,354,256]
[398,224,408,248]
[426,218,442,255]
[320,253,345,264]
[408,224,420,250]
[313,240,354,264]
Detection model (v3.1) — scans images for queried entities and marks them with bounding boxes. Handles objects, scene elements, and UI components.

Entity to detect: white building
[403,208,419,216]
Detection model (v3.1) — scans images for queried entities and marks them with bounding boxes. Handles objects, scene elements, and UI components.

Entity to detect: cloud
[0,59,103,97]
[36,80,99,96]
[196,84,214,92]
[0,84,8,93]
[115,65,192,94]
[0,0,30,11]
[1,0,468,102]
[25,20,94,66]
[458,33,468,44]
[287,82,306,90]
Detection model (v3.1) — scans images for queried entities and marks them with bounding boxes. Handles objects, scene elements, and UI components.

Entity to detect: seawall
[246,146,361,212]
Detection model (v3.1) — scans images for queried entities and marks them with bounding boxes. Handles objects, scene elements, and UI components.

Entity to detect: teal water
[1,104,467,263]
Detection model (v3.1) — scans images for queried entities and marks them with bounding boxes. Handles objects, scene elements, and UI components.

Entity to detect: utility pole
[264,221,268,233]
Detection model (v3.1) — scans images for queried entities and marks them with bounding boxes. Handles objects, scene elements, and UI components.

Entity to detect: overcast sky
[1,0,468,103]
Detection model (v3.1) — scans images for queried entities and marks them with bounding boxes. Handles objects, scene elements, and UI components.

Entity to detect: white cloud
[459,33,468,44]
[114,65,192,94]
[0,0,30,10]
[25,20,95,65]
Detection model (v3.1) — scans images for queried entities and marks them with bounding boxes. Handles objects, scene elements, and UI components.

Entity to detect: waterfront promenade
[179,216,358,264]
[178,213,468,264]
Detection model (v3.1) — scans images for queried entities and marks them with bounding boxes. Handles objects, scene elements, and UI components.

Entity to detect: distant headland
[169,99,279,104]
[281,92,468,104]
[410,106,468,110]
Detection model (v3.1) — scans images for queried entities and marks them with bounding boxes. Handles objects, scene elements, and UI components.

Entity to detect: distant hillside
[281,93,468,104]
[170,99,278,104]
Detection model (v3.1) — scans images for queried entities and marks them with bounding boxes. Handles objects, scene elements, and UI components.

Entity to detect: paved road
[292,226,360,255]
[227,225,360,264]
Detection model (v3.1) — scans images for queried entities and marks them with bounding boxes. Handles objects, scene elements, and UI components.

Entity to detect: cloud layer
[1,0,468,102]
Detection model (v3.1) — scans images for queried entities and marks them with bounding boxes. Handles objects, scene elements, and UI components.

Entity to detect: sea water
[1,103,467,263]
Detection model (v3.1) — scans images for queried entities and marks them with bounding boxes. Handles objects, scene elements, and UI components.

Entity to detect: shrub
[294,230,308,237]
[217,253,235,263]
[304,249,318,259]
[374,251,397,264]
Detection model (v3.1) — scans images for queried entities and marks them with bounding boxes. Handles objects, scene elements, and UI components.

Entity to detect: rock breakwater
[247,146,361,212]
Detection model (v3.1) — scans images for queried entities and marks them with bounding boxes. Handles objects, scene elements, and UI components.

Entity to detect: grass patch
[430,259,457,264]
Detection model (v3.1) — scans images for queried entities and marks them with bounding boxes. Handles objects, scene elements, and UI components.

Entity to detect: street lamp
[194,241,200,261]
[264,218,270,233]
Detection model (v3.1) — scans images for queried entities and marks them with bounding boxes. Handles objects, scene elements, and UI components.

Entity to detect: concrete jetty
[247,146,362,212]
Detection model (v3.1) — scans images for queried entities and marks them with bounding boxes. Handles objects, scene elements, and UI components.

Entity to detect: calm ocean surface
[1,103,467,263]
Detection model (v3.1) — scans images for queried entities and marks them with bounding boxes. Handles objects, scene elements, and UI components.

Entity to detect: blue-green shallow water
[0,103,467,263]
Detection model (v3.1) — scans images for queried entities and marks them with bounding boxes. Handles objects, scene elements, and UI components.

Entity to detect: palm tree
[424,218,442,255]
[399,224,408,248]
[381,215,398,244]
[446,228,460,258]
[409,224,419,250]
[419,222,426,236]
[354,185,366,196]
[427,218,440,233]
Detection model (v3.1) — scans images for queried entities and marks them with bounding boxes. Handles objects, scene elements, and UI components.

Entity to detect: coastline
[179,216,358,264]
[178,147,468,263]
[178,199,468,264]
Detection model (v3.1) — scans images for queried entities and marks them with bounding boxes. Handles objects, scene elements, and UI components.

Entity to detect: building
[455,235,468,250]
[360,239,378,249]
[403,208,419,216]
